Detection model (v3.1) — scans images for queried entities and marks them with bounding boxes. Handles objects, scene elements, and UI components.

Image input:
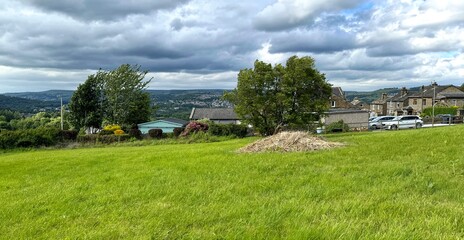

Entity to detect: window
[331,101,336,107]
[423,99,427,105]
[413,99,417,105]
[397,103,400,108]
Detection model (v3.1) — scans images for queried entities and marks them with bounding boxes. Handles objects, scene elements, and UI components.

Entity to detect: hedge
[208,123,248,138]
[0,128,62,149]
[77,134,131,144]
[148,129,163,139]
[422,106,458,117]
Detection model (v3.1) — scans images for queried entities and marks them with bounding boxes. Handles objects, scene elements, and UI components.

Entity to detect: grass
[1,126,464,238]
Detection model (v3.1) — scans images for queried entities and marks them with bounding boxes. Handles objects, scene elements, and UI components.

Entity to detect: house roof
[437,92,464,99]
[190,108,239,120]
[138,118,188,126]
[326,109,369,114]
[161,118,188,125]
[332,87,344,98]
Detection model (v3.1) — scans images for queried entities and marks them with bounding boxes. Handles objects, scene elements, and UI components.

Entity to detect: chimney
[381,93,387,100]
[400,87,408,96]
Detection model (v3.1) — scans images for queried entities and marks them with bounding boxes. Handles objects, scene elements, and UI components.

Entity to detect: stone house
[330,87,355,109]
[371,83,464,116]
[370,93,389,116]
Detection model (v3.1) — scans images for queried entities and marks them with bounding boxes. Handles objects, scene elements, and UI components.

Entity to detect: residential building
[189,108,240,124]
[138,118,188,134]
[330,87,355,109]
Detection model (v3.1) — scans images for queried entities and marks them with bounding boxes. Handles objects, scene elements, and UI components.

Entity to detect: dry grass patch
[239,131,343,153]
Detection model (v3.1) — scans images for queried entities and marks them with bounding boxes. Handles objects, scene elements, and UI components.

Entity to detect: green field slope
[1,126,464,239]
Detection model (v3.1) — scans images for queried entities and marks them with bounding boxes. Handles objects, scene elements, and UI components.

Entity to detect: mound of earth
[239,131,343,153]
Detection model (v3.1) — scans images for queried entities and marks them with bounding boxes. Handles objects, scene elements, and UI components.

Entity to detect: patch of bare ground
[239,131,343,153]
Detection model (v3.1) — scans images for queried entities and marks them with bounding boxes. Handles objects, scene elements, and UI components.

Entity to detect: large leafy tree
[103,64,152,125]
[68,71,105,130]
[69,64,153,130]
[225,56,332,136]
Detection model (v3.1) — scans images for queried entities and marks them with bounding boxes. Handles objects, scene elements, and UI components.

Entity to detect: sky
[0,0,463,93]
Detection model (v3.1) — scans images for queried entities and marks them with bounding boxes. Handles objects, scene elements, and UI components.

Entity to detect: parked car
[382,115,423,130]
[368,116,395,129]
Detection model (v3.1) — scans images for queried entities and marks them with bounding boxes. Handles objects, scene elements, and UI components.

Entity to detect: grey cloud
[366,41,458,57]
[23,0,191,21]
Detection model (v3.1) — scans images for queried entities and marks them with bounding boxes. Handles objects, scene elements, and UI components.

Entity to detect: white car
[369,116,395,129]
[382,115,423,130]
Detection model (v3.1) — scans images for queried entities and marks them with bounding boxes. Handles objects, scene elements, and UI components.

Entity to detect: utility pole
[60,96,64,130]
[432,82,436,127]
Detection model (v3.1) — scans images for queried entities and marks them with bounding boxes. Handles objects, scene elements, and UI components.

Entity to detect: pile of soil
[239,131,343,153]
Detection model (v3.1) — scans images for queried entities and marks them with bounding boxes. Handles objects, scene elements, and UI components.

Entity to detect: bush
[58,130,79,141]
[0,128,61,149]
[148,129,163,139]
[77,134,98,144]
[99,130,114,135]
[208,123,248,138]
[325,120,350,133]
[114,129,125,135]
[181,121,209,136]
[77,134,131,144]
[103,124,122,132]
[98,134,131,144]
[421,106,458,117]
[128,129,143,140]
[173,127,184,137]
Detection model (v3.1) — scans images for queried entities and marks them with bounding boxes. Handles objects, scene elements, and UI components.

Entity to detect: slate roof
[190,108,239,120]
[332,87,344,98]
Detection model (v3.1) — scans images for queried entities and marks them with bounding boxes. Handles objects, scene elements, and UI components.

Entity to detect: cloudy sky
[0,0,463,93]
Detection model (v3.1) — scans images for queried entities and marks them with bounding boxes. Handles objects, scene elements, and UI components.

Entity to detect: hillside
[3,89,232,119]
[0,94,59,113]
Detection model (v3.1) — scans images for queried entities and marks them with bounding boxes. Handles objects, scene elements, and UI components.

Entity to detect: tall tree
[224,56,331,136]
[68,71,105,130]
[103,64,152,126]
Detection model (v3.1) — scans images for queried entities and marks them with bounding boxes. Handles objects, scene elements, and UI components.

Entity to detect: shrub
[128,129,143,140]
[103,124,121,132]
[98,134,131,144]
[422,106,458,117]
[58,130,79,141]
[114,129,125,135]
[77,134,131,144]
[77,134,98,144]
[148,129,163,139]
[326,120,350,133]
[173,127,184,137]
[208,123,248,138]
[0,128,61,149]
[181,121,209,136]
[99,130,114,135]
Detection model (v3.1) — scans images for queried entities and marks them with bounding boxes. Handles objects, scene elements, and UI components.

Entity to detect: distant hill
[0,94,60,113]
[4,90,74,104]
[2,89,231,119]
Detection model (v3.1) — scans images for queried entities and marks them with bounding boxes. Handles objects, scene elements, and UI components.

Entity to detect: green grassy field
[1,126,464,239]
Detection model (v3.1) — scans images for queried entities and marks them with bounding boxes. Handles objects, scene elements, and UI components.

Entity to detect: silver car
[369,116,395,129]
[382,115,423,130]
